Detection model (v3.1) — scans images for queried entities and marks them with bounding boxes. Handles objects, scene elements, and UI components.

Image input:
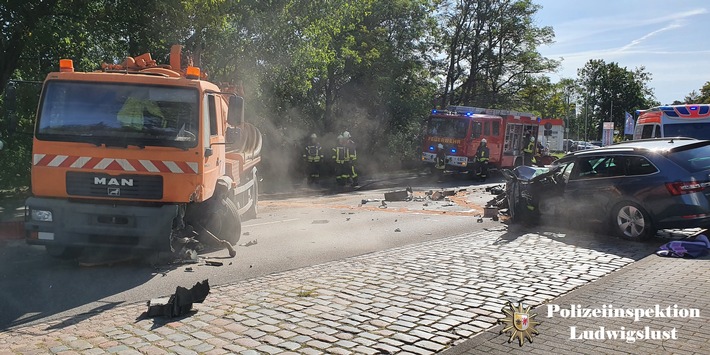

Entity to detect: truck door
[203,93,225,199]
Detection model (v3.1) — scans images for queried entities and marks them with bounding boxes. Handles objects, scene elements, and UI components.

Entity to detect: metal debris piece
[442,189,456,197]
[204,260,223,266]
[240,239,258,247]
[145,279,210,318]
[384,188,412,202]
[195,224,236,258]
[360,199,383,205]
[484,207,498,218]
[394,228,401,232]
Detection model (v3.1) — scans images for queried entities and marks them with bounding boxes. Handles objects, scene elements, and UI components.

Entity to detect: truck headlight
[31,209,53,222]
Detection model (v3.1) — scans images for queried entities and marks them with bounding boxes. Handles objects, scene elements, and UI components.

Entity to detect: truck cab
[20,46,261,258]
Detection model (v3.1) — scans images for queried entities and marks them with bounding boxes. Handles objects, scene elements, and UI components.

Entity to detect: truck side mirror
[228,95,244,127]
[5,83,17,134]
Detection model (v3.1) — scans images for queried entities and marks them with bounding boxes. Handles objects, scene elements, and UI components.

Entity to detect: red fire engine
[422,105,541,173]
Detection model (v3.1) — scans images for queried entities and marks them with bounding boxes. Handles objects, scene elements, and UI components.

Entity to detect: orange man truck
[15,45,261,258]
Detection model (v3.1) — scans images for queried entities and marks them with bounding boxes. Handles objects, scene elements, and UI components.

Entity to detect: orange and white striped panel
[33,154,199,174]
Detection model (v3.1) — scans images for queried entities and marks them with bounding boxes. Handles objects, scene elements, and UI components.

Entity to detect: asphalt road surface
[0,171,501,330]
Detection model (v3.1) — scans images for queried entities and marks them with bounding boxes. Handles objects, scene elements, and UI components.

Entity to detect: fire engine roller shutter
[66,172,163,199]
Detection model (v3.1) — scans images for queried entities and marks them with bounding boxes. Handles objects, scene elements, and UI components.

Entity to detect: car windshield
[668,143,710,172]
[426,117,469,138]
[37,81,199,148]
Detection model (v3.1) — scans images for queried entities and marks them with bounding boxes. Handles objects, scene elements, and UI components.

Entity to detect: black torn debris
[145,279,210,318]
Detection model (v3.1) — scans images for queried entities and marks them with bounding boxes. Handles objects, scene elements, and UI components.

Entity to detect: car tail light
[665,181,710,195]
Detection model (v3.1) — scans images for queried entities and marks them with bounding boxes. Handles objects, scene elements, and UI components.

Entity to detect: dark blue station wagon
[506,138,710,240]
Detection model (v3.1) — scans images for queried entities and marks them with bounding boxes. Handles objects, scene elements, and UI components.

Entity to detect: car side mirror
[204,147,213,158]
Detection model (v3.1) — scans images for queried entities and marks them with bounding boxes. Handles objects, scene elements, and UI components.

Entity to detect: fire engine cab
[422,106,541,173]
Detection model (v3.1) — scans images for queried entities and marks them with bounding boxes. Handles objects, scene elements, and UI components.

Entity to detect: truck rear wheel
[204,196,242,245]
[244,179,258,220]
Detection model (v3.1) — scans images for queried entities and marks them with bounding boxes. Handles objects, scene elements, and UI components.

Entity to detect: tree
[576,59,655,141]
[438,0,558,108]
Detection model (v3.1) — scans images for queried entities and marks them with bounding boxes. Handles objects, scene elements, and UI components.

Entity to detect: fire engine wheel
[46,245,83,259]
[204,196,242,245]
[610,201,655,241]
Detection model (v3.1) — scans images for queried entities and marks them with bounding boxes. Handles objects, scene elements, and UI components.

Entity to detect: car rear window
[668,144,710,172]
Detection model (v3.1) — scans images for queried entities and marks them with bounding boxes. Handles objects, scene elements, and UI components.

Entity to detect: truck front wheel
[204,196,242,245]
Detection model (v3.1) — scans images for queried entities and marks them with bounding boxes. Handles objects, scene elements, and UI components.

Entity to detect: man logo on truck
[94,177,134,187]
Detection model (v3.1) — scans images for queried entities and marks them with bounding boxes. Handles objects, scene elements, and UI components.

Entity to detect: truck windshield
[36,81,199,148]
[427,117,468,138]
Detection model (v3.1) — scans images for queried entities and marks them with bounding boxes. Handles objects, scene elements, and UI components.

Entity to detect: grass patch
[296,287,318,297]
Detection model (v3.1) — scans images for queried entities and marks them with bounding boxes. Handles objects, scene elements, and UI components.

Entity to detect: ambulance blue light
[429,145,435,151]
[690,105,698,111]
[432,109,438,114]
[451,148,457,153]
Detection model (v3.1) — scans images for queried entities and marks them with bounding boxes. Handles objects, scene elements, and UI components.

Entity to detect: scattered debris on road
[240,239,258,247]
[145,279,210,318]
[384,187,413,202]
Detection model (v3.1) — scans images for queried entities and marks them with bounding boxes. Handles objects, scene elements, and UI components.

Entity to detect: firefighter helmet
[437,143,444,149]
[310,133,317,139]
[481,138,487,145]
[343,131,351,139]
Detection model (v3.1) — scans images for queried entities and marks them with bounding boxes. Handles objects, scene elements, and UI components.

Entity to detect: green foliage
[439,0,558,108]
[575,59,655,141]
[0,0,674,191]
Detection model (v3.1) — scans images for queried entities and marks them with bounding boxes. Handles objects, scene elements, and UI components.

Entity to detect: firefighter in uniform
[523,131,535,166]
[303,133,323,184]
[474,138,490,181]
[434,143,447,181]
[342,131,358,187]
[333,134,350,186]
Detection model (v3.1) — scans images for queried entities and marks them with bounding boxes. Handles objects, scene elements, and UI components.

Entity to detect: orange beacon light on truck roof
[59,59,74,72]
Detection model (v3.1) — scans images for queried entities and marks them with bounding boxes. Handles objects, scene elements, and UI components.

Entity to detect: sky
[532,0,710,105]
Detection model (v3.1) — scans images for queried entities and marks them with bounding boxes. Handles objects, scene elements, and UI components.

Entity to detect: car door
[562,155,626,221]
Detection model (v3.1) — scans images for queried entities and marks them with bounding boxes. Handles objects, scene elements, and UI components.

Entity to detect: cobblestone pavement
[1,222,679,355]
[444,245,710,355]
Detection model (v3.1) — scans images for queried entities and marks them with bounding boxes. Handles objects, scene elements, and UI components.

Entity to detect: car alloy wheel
[613,202,653,240]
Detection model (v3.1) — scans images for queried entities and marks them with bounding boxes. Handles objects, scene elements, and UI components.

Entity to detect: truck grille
[66,172,163,200]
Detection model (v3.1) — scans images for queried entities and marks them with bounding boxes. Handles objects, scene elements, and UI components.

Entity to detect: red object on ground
[0,221,24,240]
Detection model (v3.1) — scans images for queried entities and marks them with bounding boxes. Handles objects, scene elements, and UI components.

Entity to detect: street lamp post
[584,86,597,143]
[564,86,572,151]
